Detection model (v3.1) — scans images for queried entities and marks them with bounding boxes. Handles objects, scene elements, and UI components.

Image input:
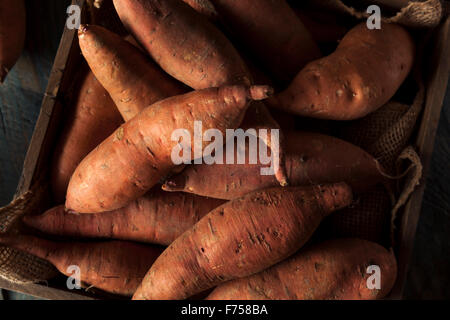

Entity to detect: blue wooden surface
[0,0,71,206]
[0,0,449,300]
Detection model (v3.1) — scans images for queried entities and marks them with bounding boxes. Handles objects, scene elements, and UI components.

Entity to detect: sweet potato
[51,65,123,203]
[24,190,225,246]
[132,183,353,300]
[209,0,321,84]
[79,25,187,121]
[114,0,287,185]
[163,131,385,199]
[113,0,251,89]
[0,234,162,296]
[0,0,26,83]
[66,85,272,213]
[206,238,397,300]
[266,22,415,120]
[113,0,288,185]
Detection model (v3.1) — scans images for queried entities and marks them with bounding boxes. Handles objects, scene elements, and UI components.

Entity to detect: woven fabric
[307,0,443,28]
[340,85,425,173]
[0,185,58,283]
[323,185,392,246]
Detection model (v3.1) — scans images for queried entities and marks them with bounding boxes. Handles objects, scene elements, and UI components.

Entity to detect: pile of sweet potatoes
[2,0,418,300]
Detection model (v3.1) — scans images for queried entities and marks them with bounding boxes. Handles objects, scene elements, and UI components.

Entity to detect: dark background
[0,1,449,299]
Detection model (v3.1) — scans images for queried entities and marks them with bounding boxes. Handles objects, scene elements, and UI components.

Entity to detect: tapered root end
[132,290,146,300]
[320,182,353,214]
[248,85,274,101]
[277,175,289,187]
[78,24,89,38]
[94,0,104,9]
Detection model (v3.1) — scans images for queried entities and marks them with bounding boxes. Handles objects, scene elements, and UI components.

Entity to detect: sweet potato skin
[0,234,162,296]
[207,238,397,300]
[209,0,321,84]
[79,25,187,121]
[0,0,26,83]
[66,85,270,213]
[51,67,123,203]
[133,183,353,300]
[113,0,288,185]
[24,190,225,246]
[163,131,385,199]
[113,0,251,89]
[267,23,415,120]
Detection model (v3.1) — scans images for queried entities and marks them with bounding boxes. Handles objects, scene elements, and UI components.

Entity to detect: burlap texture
[0,185,58,283]
[340,84,425,174]
[307,0,443,28]
[323,184,392,246]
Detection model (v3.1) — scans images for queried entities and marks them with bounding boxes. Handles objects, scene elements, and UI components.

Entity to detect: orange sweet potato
[78,25,187,121]
[113,0,288,185]
[0,0,26,83]
[113,0,251,89]
[133,183,353,300]
[206,238,397,300]
[0,234,162,296]
[267,22,415,120]
[24,190,225,246]
[66,85,272,213]
[163,131,386,199]
[209,0,321,84]
[51,65,123,203]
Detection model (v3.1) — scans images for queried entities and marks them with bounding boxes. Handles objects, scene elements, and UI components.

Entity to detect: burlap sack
[0,184,58,283]
[306,0,443,28]
[339,84,425,174]
[328,87,425,246]
[320,84,424,246]
[323,185,392,246]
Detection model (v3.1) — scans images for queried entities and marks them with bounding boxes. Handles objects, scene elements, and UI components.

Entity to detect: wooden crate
[0,0,449,300]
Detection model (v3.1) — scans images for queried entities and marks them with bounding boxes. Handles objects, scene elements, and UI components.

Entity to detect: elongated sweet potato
[163,131,385,199]
[113,0,251,89]
[0,0,26,83]
[209,0,321,84]
[133,183,353,300]
[51,65,123,203]
[0,234,162,296]
[113,0,288,185]
[182,0,218,21]
[24,190,225,246]
[206,238,397,300]
[79,25,187,121]
[66,85,272,213]
[266,22,415,120]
